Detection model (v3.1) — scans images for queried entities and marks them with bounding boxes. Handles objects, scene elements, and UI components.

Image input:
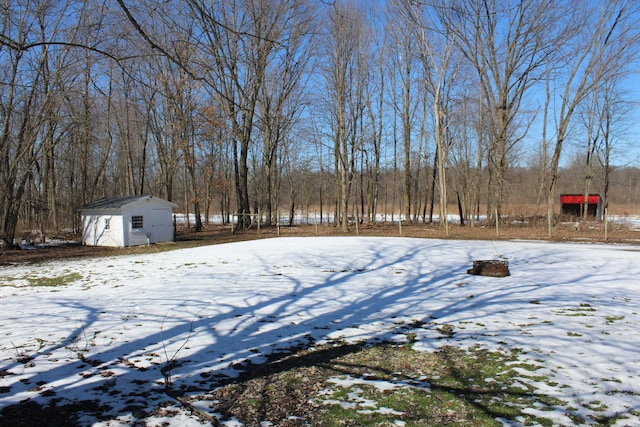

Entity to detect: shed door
[149,208,173,243]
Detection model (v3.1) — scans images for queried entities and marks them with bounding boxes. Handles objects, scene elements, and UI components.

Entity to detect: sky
[1,235,639,425]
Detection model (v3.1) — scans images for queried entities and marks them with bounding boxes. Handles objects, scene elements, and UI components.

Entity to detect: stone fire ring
[467,259,510,277]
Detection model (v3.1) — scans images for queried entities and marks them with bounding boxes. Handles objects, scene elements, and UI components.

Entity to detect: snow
[1,236,639,426]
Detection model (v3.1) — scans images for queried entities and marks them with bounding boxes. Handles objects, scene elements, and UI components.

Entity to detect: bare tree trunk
[582,112,599,221]
[324,2,368,232]
[333,129,341,227]
[429,147,438,224]
[402,55,412,224]
[435,105,448,233]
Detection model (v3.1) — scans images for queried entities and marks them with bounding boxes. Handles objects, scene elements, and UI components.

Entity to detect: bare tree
[585,74,634,219]
[580,90,603,221]
[438,0,561,224]
[145,54,183,203]
[357,2,386,224]
[0,0,82,247]
[322,1,369,231]
[388,7,418,223]
[255,3,315,226]
[401,0,460,232]
[115,0,314,230]
[111,65,149,197]
[363,53,385,223]
[546,0,640,234]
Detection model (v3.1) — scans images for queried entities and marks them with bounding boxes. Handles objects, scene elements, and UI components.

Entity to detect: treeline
[1,0,639,247]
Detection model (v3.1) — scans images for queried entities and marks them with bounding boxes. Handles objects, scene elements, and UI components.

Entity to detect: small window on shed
[104,218,110,230]
[131,215,144,229]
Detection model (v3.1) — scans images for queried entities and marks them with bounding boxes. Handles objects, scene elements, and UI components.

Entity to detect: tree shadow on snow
[0,237,635,426]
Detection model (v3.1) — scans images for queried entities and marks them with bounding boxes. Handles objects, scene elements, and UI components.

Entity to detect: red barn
[560,194,603,220]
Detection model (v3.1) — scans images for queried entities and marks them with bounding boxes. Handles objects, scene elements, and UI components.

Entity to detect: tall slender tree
[322,1,369,231]
[401,0,460,232]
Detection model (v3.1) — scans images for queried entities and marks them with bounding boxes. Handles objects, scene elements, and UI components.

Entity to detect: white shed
[76,195,178,247]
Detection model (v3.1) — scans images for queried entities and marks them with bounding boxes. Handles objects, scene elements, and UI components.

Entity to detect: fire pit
[467,260,510,277]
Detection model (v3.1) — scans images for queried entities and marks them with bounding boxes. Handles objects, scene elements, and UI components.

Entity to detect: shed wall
[123,200,174,246]
[82,214,124,247]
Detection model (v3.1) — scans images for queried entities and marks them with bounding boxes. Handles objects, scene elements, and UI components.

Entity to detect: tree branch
[0,37,123,63]
[115,0,200,80]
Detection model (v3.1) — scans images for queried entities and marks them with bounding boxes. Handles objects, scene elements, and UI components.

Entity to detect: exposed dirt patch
[203,342,365,426]
[0,242,111,267]
[0,399,112,427]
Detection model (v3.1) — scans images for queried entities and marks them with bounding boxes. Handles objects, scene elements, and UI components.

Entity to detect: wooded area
[1,0,639,248]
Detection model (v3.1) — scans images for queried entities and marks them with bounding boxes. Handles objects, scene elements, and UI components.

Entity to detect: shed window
[104,218,110,230]
[131,215,144,229]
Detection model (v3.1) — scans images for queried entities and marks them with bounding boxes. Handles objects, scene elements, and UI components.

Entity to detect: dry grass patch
[203,342,573,427]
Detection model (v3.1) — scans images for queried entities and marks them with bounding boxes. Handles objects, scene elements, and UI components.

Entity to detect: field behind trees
[2,0,640,247]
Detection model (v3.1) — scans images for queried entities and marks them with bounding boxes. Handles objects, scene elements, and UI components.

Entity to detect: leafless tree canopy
[1,0,639,247]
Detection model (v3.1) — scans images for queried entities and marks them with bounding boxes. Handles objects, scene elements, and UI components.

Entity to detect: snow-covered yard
[1,236,639,426]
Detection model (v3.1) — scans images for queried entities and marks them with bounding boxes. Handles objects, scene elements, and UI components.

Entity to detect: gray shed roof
[76,195,177,211]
